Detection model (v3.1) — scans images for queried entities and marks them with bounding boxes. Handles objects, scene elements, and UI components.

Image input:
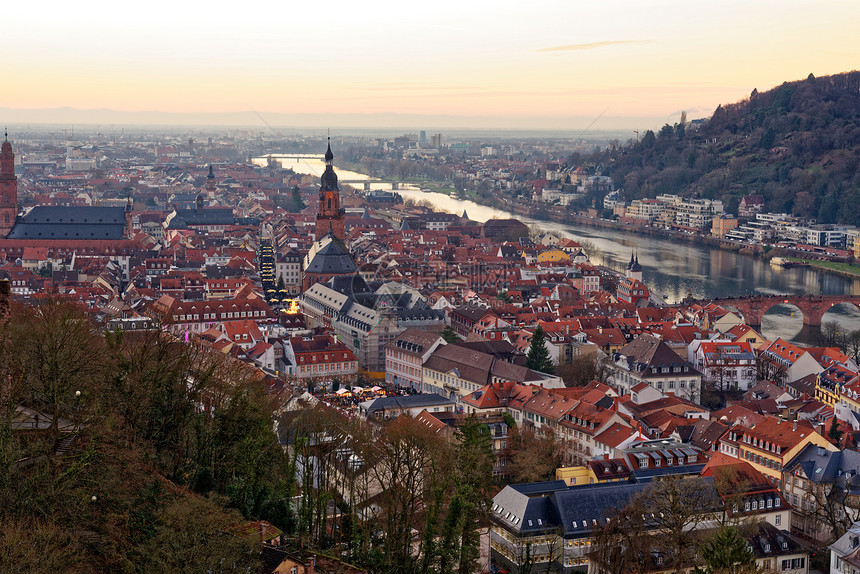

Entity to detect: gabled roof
[9,206,128,240]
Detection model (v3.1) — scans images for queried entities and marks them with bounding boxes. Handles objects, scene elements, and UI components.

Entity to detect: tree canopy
[525,325,554,374]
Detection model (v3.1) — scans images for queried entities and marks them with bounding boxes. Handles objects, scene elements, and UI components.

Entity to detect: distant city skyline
[4,0,858,131]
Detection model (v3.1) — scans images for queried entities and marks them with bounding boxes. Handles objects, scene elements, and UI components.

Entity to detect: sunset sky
[3,0,858,130]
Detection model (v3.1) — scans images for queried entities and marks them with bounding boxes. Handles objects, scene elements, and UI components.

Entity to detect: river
[255,155,860,344]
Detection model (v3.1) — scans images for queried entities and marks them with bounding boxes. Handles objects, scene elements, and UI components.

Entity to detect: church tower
[0,131,17,238]
[315,139,345,241]
[205,164,216,195]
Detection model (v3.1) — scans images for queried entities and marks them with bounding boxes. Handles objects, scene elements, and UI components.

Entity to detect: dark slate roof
[179,207,235,226]
[630,463,706,482]
[361,394,454,415]
[260,546,289,574]
[494,477,721,539]
[304,235,357,275]
[510,480,568,495]
[165,215,188,230]
[320,143,339,191]
[7,206,127,239]
[454,340,523,362]
[326,274,371,296]
[396,307,445,321]
[614,334,700,378]
[783,443,860,492]
[452,302,492,322]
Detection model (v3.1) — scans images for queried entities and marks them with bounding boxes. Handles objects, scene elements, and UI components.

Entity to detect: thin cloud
[539,40,647,52]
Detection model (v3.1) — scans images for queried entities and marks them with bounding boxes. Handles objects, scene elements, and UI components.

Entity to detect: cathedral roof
[304,233,357,275]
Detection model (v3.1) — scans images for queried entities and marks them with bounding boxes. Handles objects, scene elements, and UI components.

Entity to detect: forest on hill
[581,71,860,225]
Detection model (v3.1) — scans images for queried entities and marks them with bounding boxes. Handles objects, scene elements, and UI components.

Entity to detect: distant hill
[591,71,860,225]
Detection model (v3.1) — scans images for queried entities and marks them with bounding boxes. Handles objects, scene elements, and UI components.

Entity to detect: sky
[3,0,858,130]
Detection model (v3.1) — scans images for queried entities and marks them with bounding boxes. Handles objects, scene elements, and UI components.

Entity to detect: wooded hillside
[588,71,860,225]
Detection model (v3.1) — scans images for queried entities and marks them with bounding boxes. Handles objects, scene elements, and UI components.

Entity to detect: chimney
[307,555,315,574]
[792,421,798,432]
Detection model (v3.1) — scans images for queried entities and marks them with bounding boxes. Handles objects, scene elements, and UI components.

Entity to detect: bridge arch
[820,302,860,331]
[703,295,860,327]
[760,302,804,342]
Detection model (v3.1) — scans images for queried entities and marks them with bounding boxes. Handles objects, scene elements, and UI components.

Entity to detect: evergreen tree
[699,525,756,573]
[525,325,554,374]
[829,416,844,445]
[441,325,458,344]
[290,186,305,213]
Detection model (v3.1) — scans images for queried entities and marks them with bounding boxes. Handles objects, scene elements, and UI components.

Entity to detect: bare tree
[636,477,722,574]
[507,426,564,483]
[7,300,104,440]
[558,353,611,387]
[591,501,650,574]
[367,415,454,572]
[801,473,860,544]
[755,355,786,386]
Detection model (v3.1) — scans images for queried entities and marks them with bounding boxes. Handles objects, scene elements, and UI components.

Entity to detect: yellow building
[839,381,860,419]
[535,249,571,264]
[555,466,591,486]
[816,364,859,407]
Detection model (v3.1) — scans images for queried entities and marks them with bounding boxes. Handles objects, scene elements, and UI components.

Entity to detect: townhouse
[688,339,757,391]
[383,328,445,391]
[783,444,860,544]
[717,417,838,487]
[760,338,824,383]
[283,333,359,383]
[609,334,703,403]
[422,344,563,402]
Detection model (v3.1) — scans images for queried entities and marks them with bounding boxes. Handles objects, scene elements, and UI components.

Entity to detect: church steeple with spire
[0,130,18,238]
[315,138,345,241]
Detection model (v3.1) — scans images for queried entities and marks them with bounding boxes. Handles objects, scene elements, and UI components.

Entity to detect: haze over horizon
[4,0,858,132]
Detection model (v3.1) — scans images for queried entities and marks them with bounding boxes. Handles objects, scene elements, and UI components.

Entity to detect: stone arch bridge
[693,294,860,327]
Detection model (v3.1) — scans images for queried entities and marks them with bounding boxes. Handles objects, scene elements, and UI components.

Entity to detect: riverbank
[785,258,860,279]
[459,194,765,255]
